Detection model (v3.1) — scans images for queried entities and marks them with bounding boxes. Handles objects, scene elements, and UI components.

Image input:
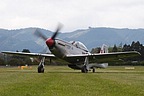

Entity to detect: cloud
[0,0,144,32]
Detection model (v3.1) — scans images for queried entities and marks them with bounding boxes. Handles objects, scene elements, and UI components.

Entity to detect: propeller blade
[34,29,47,41]
[41,47,49,54]
[51,23,63,39]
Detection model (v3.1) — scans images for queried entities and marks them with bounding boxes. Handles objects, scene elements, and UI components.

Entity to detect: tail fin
[100,44,108,53]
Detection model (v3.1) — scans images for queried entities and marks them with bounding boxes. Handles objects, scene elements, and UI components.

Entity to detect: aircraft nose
[46,38,55,47]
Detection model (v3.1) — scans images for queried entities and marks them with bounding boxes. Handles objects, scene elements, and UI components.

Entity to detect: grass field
[0,66,144,96]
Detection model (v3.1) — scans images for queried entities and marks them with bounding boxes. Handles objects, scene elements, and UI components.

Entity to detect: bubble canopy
[69,41,89,52]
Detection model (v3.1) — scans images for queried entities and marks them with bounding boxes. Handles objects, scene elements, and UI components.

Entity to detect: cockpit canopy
[69,41,89,52]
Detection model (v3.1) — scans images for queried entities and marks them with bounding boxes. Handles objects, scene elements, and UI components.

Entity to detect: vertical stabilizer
[100,44,108,53]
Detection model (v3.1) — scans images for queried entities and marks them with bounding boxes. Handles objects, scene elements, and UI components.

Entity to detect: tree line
[91,41,144,66]
[1,41,144,66]
[0,49,69,66]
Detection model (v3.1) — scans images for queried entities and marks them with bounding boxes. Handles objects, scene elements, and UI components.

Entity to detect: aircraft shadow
[5,69,143,74]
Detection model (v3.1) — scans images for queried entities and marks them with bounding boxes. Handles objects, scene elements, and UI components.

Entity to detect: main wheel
[38,66,44,73]
[81,66,88,73]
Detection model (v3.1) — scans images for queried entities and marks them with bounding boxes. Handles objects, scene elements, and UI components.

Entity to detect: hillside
[0,27,144,52]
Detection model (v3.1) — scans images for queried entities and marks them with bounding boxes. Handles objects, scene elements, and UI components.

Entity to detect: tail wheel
[92,68,95,73]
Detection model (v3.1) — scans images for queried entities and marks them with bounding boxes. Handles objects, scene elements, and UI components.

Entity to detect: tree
[123,44,131,51]
[112,44,118,52]
[21,49,32,65]
[0,58,5,65]
[8,58,25,66]
[91,47,101,53]
[131,41,142,51]
[122,41,144,61]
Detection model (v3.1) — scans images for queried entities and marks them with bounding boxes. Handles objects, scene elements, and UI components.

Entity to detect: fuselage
[46,39,108,69]
[48,39,90,58]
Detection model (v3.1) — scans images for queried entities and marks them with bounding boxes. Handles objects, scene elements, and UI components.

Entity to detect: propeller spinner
[34,24,63,48]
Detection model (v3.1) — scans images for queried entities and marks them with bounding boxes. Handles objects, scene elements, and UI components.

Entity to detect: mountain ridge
[0,27,144,52]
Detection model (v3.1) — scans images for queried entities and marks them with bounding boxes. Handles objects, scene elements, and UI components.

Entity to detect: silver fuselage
[48,39,108,69]
[49,39,89,58]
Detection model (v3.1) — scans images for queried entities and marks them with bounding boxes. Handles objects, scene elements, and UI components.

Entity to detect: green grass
[0,66,144,96]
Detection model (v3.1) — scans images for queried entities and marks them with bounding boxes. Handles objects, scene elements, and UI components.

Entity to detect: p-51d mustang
[2,25,140,73]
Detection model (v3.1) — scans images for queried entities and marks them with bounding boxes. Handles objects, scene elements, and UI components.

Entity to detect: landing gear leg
[38,57,45,73]
[81,57,89,73]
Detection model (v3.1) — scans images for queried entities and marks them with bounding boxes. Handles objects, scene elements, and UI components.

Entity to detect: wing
[89,51,140,63]
[2,51,55,58]
[66,51,140,64]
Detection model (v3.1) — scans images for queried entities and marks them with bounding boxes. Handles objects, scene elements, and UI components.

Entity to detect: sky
[0,0,144,32]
